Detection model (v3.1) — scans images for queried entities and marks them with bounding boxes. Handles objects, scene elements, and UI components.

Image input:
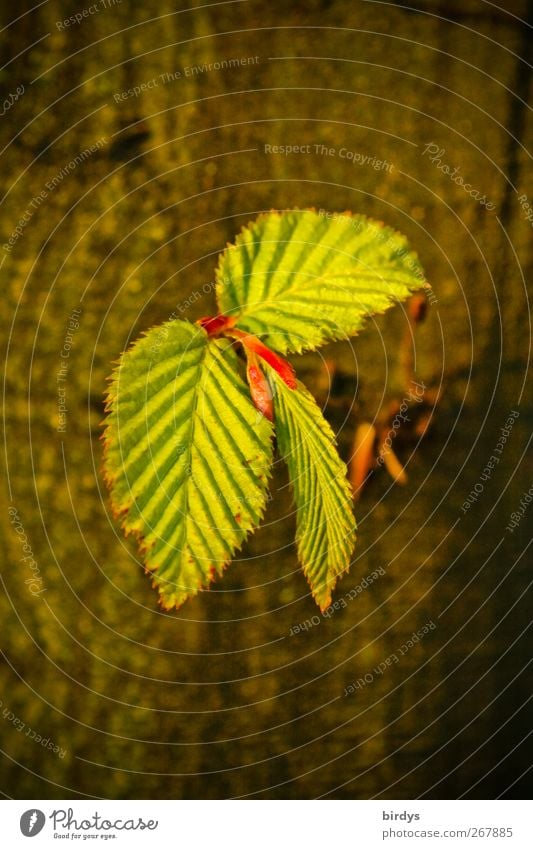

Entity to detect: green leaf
[103,320,274,609]
[216,208,426,353]
[267,369,356,610]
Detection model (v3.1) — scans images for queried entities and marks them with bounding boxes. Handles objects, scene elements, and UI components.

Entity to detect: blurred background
[0,0,531,799]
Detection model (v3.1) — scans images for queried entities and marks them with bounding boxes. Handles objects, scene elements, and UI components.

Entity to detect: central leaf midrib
[181,332,210,566]
[233,263,413,326]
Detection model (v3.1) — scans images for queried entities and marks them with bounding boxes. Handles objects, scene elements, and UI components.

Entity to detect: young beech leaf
[267,369,356,611]
[216,209,426,353]
[103,320,274,609]
[103,209,427,610]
